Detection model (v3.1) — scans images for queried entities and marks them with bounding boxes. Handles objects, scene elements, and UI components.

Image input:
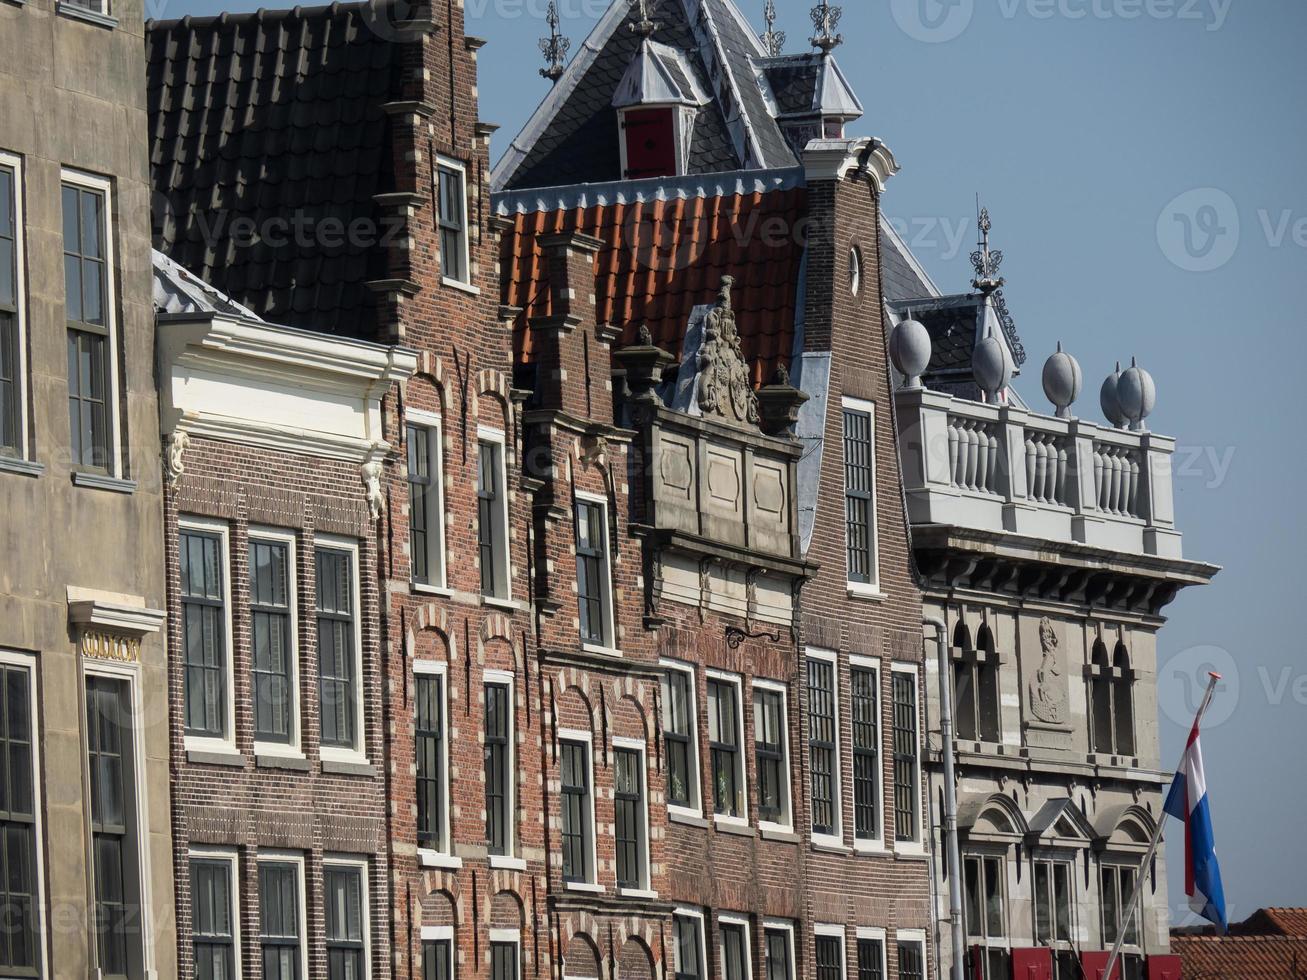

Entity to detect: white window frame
[806,647,843,849]
[483,669,523,870]
[890,663,925,855]
[612,735,653,896]
[0,649,47,979]
[476,427,512,604]
[0,151,30,462]
[315,534,367,767]
[762,919,797,980]
[717,913,754,980]
[705,669,749,828]
[179,516,239,757]
[257,849,309,980]
[573,490,618,656]
[814,924,847,980]
[854,927,887,980]
[322,855,372,980]
[751,678,792,833]
[82,657,157,978]
[421,925,456,980]
[557,728,600,891]
[894,930,926,980]
[661,658,702,820]
[841,396,881,598]
[414,660,460,869]
[848,654,883,852]
[488,928,521,978]
[61,168,123,479]
[673,908,707,980]
[435,156,476,293]
[189,846,243,980]
[249,525,303,760]
[406,409,449,594]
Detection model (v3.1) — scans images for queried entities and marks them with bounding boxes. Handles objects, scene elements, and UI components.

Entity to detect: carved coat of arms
[697,276,760,426]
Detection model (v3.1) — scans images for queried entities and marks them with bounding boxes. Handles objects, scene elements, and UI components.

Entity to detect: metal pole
[926,617,965,980]
[1102,672,1222,980]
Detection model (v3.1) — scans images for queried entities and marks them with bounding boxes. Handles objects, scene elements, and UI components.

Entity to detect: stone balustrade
[896,388,1182,558]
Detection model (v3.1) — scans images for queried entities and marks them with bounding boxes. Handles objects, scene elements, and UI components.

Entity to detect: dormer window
[612,39,708,180]
[621,108,679,180]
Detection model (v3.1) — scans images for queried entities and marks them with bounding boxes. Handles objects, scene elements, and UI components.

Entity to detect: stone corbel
[361,457,385,521]
[163,429,190,485]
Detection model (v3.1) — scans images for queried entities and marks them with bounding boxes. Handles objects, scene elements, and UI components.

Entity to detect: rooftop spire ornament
[538,1,571,83]
[629,0,660,37]
[968,200,1028,367]
[761,0,786,56]
[809,0,843,53]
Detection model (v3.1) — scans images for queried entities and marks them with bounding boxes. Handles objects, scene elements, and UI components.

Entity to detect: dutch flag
[1163,718,1228,931]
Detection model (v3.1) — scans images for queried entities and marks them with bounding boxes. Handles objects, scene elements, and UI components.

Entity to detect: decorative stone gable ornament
[362,459,385,521]
[697,276,760,426]
[1029,617,1068,726]
[163,429,189,484]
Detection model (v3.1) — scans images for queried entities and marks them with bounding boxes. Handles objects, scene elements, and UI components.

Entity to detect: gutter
[925,615,965,980]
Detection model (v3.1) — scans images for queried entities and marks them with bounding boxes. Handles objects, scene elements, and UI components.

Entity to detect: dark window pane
[260,861,301,980]
[892,672,919,842]
[477,441,503,597]
[674,916,702,980]
[560,740,590,882]
[614,748,643,887]
[181,531,227,738]
[87,676,138,979]
[753,688,785,824]
[721,923,746,980]
[423,939,452,980]
[316,548,357,749]
[707,680,740,817]
[857,939,884,980]
[575,500,608,645]
[416,675,445,850]
[491,941,518,980]
[251,539,293,742]
[807,658,836,836]
[897,942,924,980]
[191,859,234,980]
[0,665,36,972]
[851,667,879,840]
[325,865,365,980]
[485,682,511,855]
[815,935,842,980]
[843,408,876,583]
[764,929,791,980]
[662,669,695,807]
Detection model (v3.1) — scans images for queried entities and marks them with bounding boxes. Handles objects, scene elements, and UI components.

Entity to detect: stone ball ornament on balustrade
[1117,357,1157,431]
[1100,361,1127,428]
[890,314,932,389]
[1041,342,1082,419]
[972,334,1012,402]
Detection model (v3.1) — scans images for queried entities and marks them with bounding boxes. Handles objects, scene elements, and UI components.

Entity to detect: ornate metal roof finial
[538,1,569,82]
[761,0,786,56]
[538,1,571,83]
[809,0,843,53]
[629,0,660,37]
[970,199,1005,292]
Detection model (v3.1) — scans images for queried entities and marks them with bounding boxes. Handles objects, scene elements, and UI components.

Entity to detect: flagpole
[1102,672,1222,980]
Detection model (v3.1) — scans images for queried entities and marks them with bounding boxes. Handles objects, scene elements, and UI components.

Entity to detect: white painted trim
[0,649,47,979]
[435,155,473,287]
[805,647,843,847]
[249,525,302,756]
[315,535,368,766]
[660,658,702,817]
[705,669,749,824]
[814,924,847,980]
[761,919,796,980]
[322,855,372,980]
[420,923,456,980]
[421,925,454,941]
[717,913,754,980]
[854,928,888,979]
[751,677,793,832]
[848,654,883,848]
[895,929,927,943]
[489,927,521,943]
[611,737,651,890]
[672,908,707,980]
[179,515,239,755]
[890,663,925,854]
[558,729,598,885]
[405,410,448,590]
[475,431,512,601]
[573,490,617,652]
[188,846,244,980]
[841,396,881,594]
[484,670,517,859]
[0,152,30,461]
[256,850,308,980]
[60,167,123,478]
[413,660,453,859]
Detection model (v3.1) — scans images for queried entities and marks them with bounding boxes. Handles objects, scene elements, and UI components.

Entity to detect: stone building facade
[0,0,177,974]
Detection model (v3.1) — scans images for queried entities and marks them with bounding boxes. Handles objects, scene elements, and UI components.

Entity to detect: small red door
[1012,948,1054,980]
[1082,952,1122,980]
[1147,955,1183,980]
[623,107,677,179]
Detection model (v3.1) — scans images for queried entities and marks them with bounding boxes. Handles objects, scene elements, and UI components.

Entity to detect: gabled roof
[146,2,398,338]
[613,39,709,108]
[759,53,863,120]
[153,249,263,320]
[1026,797,1097,844]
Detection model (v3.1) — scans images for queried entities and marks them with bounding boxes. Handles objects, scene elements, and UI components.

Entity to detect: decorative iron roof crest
[810,0,843,53]
[969,203,1027,367]
[538,1,571,82]
[761,0,786,56]
[629,0,660,37]
[698,276,760,426]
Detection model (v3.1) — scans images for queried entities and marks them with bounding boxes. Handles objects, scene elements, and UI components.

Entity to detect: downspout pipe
[925,616,965,980]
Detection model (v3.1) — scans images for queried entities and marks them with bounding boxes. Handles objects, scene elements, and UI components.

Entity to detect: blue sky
[162,0,1307,919]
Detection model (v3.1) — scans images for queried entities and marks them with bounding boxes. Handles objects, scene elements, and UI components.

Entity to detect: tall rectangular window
[896,939,925,980]
[815,932,844,980]
[850,665,879,842]
[86,674,141,980]
[614,744,647,889]
[477,437,509,599]
[422,936,452,980]
[0,158,23,458]
[719,919,751,980]
[317,544,361,754]
[559,738,592,883]
[324,861,368,980]
[807,655,839,839]
[251,533,295,745]
[856,936,884,980]
[661,664,699,811]
[891,669,920,844]
[491,939,519,980]
[191,855,237,980]
[0,660,38,974]
[763,926,793,980]
[484,678,513,856]
[259,859,304,980]
[965,854,1009,978]
[673,913,704,980]
[574,498,613,648]
[1101,864,1141,948]
[63,176,117,473]
[842,400,877,589]
[1034,859,1077,979]
[437,161,469,285]
[753,684,789,827]
[415,671,446,852]
[180,527,229,741]
[707,677,744,819]
[407,417,446,588]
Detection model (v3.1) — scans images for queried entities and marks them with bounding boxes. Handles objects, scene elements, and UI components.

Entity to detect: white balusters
[947,415,1000,495]
[1025,430,1069,506]
[1093,443,1141,517]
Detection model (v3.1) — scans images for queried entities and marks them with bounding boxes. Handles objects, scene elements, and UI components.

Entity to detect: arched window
[1089,637,1135,757]
[953,619,1001,744]
[1112,642,1135,757]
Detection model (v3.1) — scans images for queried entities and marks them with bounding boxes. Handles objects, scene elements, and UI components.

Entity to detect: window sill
[257,752,311,772]
[442,276,481,295]
[811,834,850,853]
[893,841,928,858]
[322,757,377,777]
[581,642,622,659]
[419,849,463,870]
[668,807,708,828]
[846,584,888,602]
[617,887,658,900]
[186,748,245,768]
[713,815,752,836]
[56,1,118,27]
[412,581,454,598]
[480,595,523,612]
[853,839,887,855]
[759,824,799,843]
[72,471,136,494]
[564,881,605,894]
[0,456,43,478]
[488,854,527,871]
